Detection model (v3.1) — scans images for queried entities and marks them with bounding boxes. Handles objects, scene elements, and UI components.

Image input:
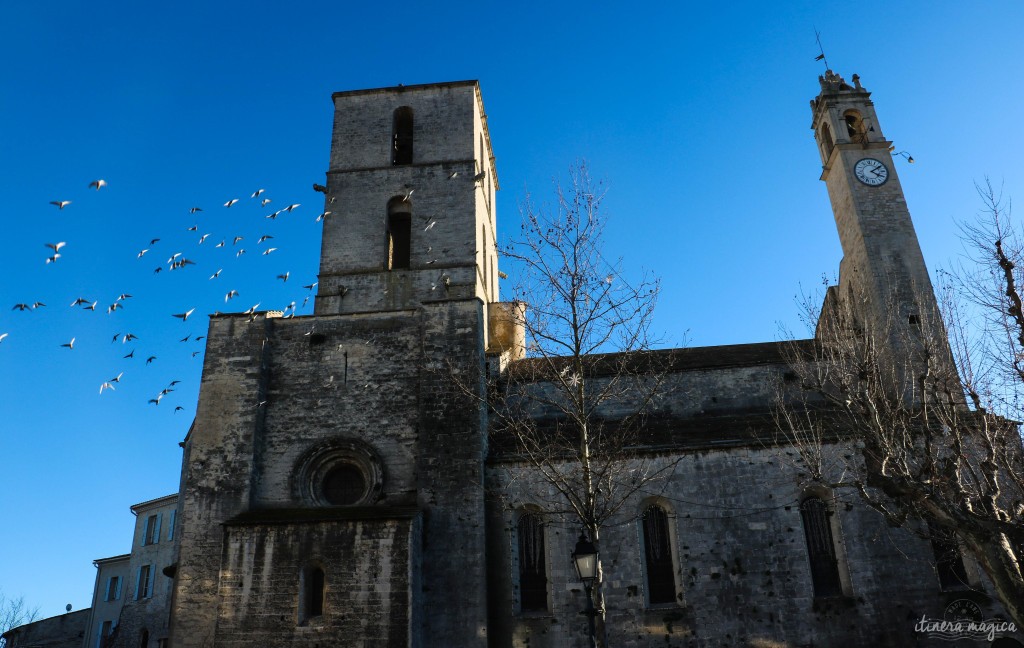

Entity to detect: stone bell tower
[810,71,949,376]
[169,82,501,648]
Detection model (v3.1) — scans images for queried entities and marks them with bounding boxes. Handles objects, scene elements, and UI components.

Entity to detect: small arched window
[517,512,548,612]
[844,110,866,143]
[299,565,326,624]
[819,122,834,163]
[392,107,414,166]
[800,496,844,597]
[930,526,969,591]
[640,504,676,605]
[386,198,412,270]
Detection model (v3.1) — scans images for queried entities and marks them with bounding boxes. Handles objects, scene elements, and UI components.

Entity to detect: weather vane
[814,29,829,69]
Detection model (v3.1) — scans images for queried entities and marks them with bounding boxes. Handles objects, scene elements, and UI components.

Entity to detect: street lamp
[572,533,599,648]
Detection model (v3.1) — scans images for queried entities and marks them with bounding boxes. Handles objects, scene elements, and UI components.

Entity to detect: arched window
[640,504,676,605]
[800,497,844,597]
[844,110,866,143]
[386,198,412,270]
[392,107,414,166]
[517,512,548,612]
[819,122,834,163]
[930,526,969,591]
[299,565,325,623]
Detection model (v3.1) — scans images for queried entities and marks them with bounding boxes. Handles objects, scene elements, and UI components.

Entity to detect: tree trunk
[960,532,1024,628]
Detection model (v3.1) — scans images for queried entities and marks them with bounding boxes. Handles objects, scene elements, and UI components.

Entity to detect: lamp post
[572,533,599,648]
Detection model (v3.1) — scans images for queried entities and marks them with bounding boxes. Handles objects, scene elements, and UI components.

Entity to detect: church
[5,74,1020,648]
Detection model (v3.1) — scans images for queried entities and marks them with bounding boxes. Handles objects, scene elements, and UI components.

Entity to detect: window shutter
[168,510,176,541]
[154,513,162,545]
[104,577,112,601]
[135,567,143,600]
[148,564,156,598]
[114,576,122,600]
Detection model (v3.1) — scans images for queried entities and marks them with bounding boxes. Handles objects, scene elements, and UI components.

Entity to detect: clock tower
[810,70,949,375]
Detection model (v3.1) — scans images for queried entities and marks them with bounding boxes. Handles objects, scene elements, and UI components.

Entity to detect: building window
[392,107,413,166]
[167,510,176,541]
[640,504,677,605]
[98,621,113,648]
[930,526,969,591]
[136,565,153,600]
[516,512,548,612]
[800,496,844,597]
[139,629,149,648]
[819,122,834,163]
[386,198,412,270]
[844,110,866,143]
[105,575,122,601]
[299,565,326,624]
[321,463,366,505]
[143,514,161,546]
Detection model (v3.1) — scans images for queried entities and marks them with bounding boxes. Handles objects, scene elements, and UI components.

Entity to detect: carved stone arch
[798,486,852,597]
[843,109,867,143]
[511,505,550,614]
[386,196,412,270]
[293,438,384,507]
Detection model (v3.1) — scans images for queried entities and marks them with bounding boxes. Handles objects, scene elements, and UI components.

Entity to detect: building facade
[10,75,1020,647]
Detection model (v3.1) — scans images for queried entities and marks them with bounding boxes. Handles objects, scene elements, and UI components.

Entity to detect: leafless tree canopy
[775,181,1024,626]
[0,591,38,648]
[487,161,670,646]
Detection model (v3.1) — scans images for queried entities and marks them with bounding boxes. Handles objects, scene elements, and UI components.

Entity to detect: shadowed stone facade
[10,76,1017,648]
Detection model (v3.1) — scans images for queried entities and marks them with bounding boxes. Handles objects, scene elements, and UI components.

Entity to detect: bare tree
[774,181,1024,626]
[0,591,38,648]
[484,162,673,646]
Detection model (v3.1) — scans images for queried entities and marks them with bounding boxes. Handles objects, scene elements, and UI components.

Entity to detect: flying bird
[12,303,30,311]
[232,236,244,245]
[148,395,162,405]
[266,210,282,220]
[45,254,61,264]
[180,334,191,342]
[83,301,98,311]
[187,225,198,232]
[88,179,107,190]
[146,356,157,365]
[70,297,91,307]
[224,199,239,208]
[225,290,239,302]
[107,302,123,314]
[0,333,8,343]
[251,189,265,198]
[174,406,184,413]
[285,203,300,212]
[168,380,181,386]
[61,337,75,349]
[302,282,318,291]
[45,241,65,253]
[116,293,133,301]
[31,302,45,309]
[277,272,290,282]
[262,247,277,255]
[150,238,160,245]
[99,382,115,394]
[236,249,246,258]
[50,200,71,209]
[257,235,273,244]
[173,308,195,322]
[123,350,135,359]
[210,269,223,280]
[215,240,225,248]
[138,249,149,258]
[122,333,138,343]
[316,211,332,222]
[261,198,272,207]
[448,171,458,179]
[198,233,210,244]
[110,372,123,383]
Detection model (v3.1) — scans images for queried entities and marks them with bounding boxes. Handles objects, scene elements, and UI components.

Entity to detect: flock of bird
[5,179,327,411]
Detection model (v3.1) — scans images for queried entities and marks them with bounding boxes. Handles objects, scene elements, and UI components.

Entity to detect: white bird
[45,242,66,253]
[71,297,91,307]
[448,171,459,179]
[173,308,195,322]
[99,382,115,394]
[302,282,318,290]
[251,189,265,198]
[189,207,202,214]
[83,301,98,311]
[110,372,124,383]
[261,198,272,207]
[61,337,75,349]
[215,240,225,248]
[45,254,61,264]
[285,203,300,212]
[210,269,223,280]
[277,272,290,282]
[0,333,8,342]
[224,198,239,208]
[187,225,198,232]
[257,235,273,244]
[316,211,332,222]
[50,200,71,209]
[198,233,210,244]
[138,249,149,258]
[88,179,107,190]
[262,247,277,255]
[266,210,282,220]
[233,236,244,245]
[225,290,239,302]
[236,249,246,258]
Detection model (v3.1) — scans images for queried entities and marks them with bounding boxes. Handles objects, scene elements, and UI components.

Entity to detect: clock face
[854,158,888,186]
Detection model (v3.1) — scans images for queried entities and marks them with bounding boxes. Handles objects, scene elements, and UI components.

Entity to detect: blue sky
[2,0,1023,620]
